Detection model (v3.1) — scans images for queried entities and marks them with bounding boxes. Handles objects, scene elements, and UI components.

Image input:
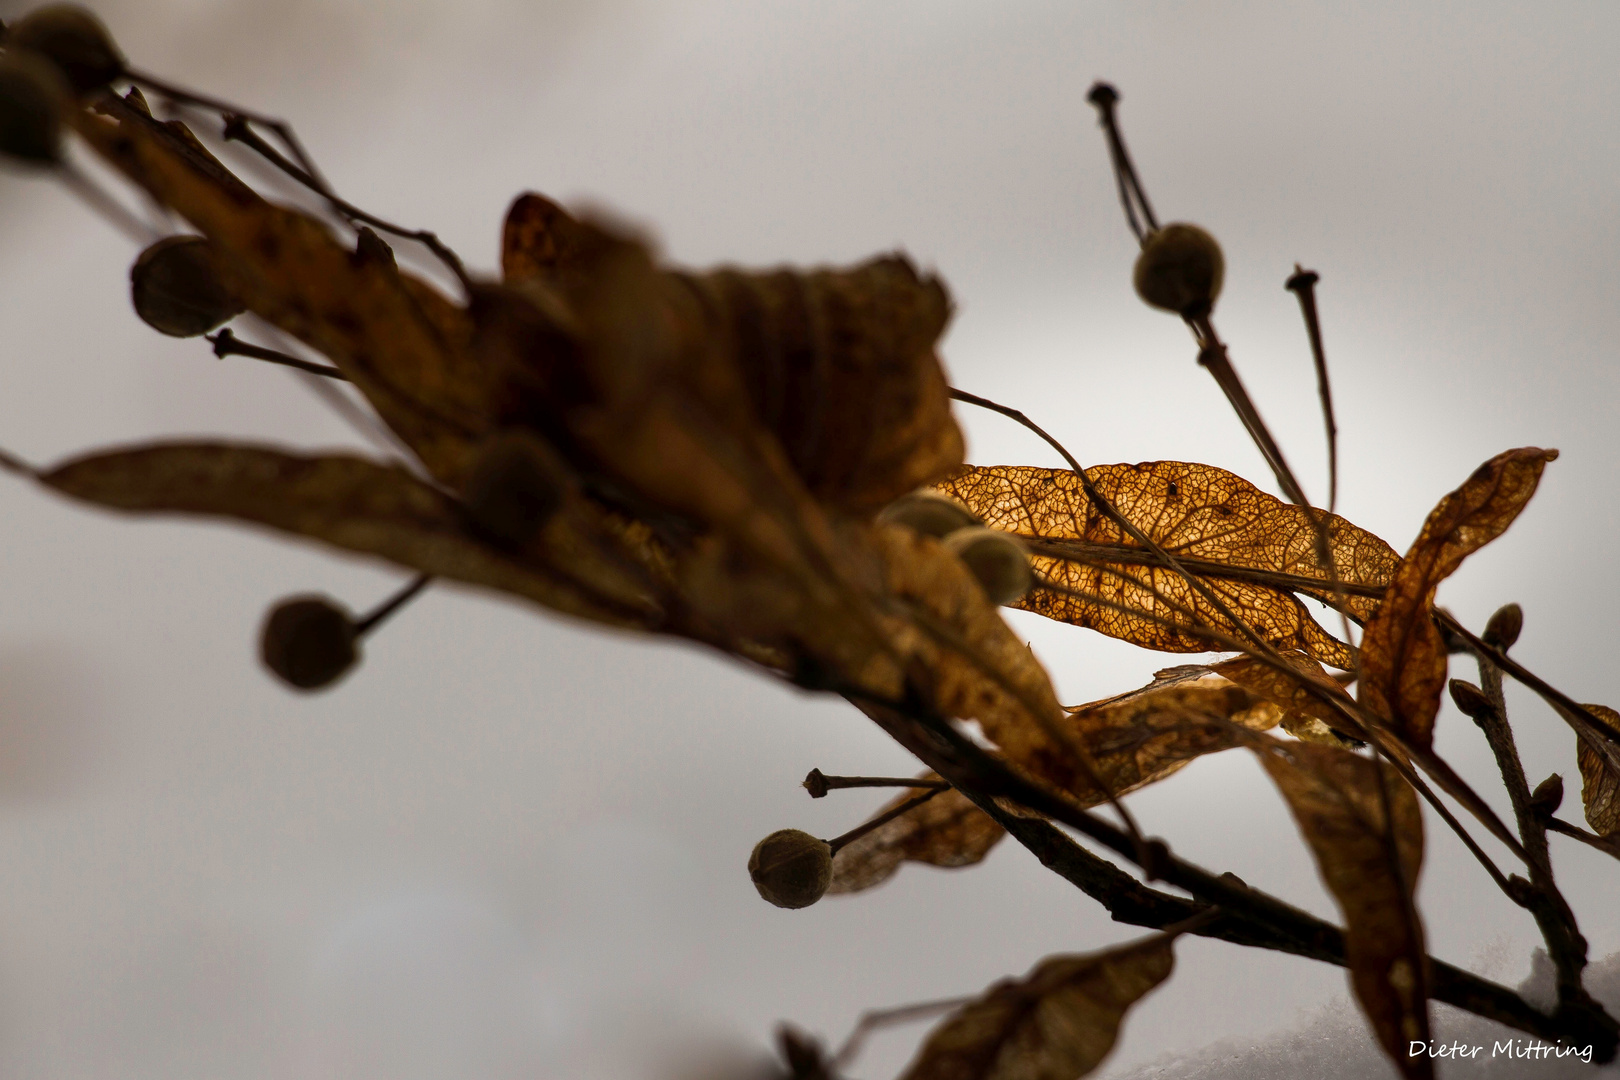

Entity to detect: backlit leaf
[936,463,1398,669]
[898,935,1176,1080]
[1215,651,1363,747]
[1577,704,1620,839]
[1358,448,1557,747]
[1254,739,1430,1079]
[827,773,1005,895]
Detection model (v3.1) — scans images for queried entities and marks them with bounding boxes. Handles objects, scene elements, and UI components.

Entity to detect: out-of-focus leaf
[33,443,666,630]
[1215,651,1363,747]
[898,935,1176,1080]
[1577,704,1620,839]
[828,773,1005,895]
[1358,448,1557,748]
[70,98,493,484]
[1254,739,1431,1079]
[503,193,964,513]
[936,463,1398,669]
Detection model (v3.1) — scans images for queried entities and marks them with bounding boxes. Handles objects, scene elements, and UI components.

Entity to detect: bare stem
[1085,82,1159,243]
[206,329,347,379]
[825,787,942,857]
[352,574,432,636]
[802,769,949,799]
[1286,267,1340,513]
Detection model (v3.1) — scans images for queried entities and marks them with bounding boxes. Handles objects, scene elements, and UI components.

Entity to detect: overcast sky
[2,2,1618,1077]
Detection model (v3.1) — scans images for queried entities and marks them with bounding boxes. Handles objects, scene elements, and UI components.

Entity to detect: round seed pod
[1133,222,1225,318]
[129,235,245,337]
[5,4,126,93]
[944,526,1033,606]
[876,490,981,539]
[461,430,567,549]
[0,50,70,165]
[748,828,832,910]
[260,596,359,691]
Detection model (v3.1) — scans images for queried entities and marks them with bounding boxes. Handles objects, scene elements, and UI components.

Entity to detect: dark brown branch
[962,788,1592,1047]
[1546,817,1620,860]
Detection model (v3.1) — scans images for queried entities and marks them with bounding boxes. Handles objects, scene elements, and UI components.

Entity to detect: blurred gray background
[1,2,1618,1077]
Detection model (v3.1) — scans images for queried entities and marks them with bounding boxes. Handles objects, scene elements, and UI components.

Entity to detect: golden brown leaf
[502,193,965,513]
[827,774,1006,895]
[1215,651,1363,746]
[70,99,493,484]
[898,935,1176,1080]
[1254,740,1431,1079]
[30,443,666,630]
[1577,704,1620,839]
[936,463,1398,669]
[1358,448,1557,747]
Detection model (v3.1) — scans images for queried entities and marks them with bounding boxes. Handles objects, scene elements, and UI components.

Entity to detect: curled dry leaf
[1358,448,1558,748]
[29,443,668,630]
[1065,680,1281,805]
[898,934,1177,1080]
[936,463,1398,669]
[828,773,1006,895]
[1215,651,1363,747]
[1576,704,1620,840]
[502,192,964,513]
[1254,739,1431,1080]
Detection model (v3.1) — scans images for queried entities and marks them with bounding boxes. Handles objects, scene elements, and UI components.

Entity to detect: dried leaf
[503,193,964,512]
[936,463,1398,669]
[1215,651,1363,747]
[1066,681,1281,805]
[1577,704,1620,839]
[898,935,1176,1080]
[32,443,666,630]
[1358,448,1557,747]
[69,100,493,483]
[1254,740,1430,1079]
[827,774,1005,894]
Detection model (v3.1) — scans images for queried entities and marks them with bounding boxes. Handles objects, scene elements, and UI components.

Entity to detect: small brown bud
[460,430,567,549]
[748,828,832,909]
[130,236,245,337]
[943,526,1033,606]
[0,50,70,165]
[1133,222,1225,318]
[1483,603,1523,650]
[1448,679,1493,722]
[5,4,125,93]
[1528,773,1564,818]
[260,596,358,691]
[876,490,980,538]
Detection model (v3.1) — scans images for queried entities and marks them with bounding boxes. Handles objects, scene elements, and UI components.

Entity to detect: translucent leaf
[1358,448,1557,747]
[1254,739,1431,1079]
[827,774,1005,895]
[898,935,1176,1080]
[936,463,1398,669]
[1214,651,1362,747]
[1577,704,1620,840]
[31,443,666,630]
[501,193,964,513]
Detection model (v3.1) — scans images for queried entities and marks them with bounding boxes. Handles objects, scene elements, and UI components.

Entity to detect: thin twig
[1546,817,1620,861]
[352,574,432,636]
[206,329,347,379]
[832,997,971,1070]
[825,787,942,857]
[802,769,950,798]
[1286,267,1339,513]
[1085,83,1159,243]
